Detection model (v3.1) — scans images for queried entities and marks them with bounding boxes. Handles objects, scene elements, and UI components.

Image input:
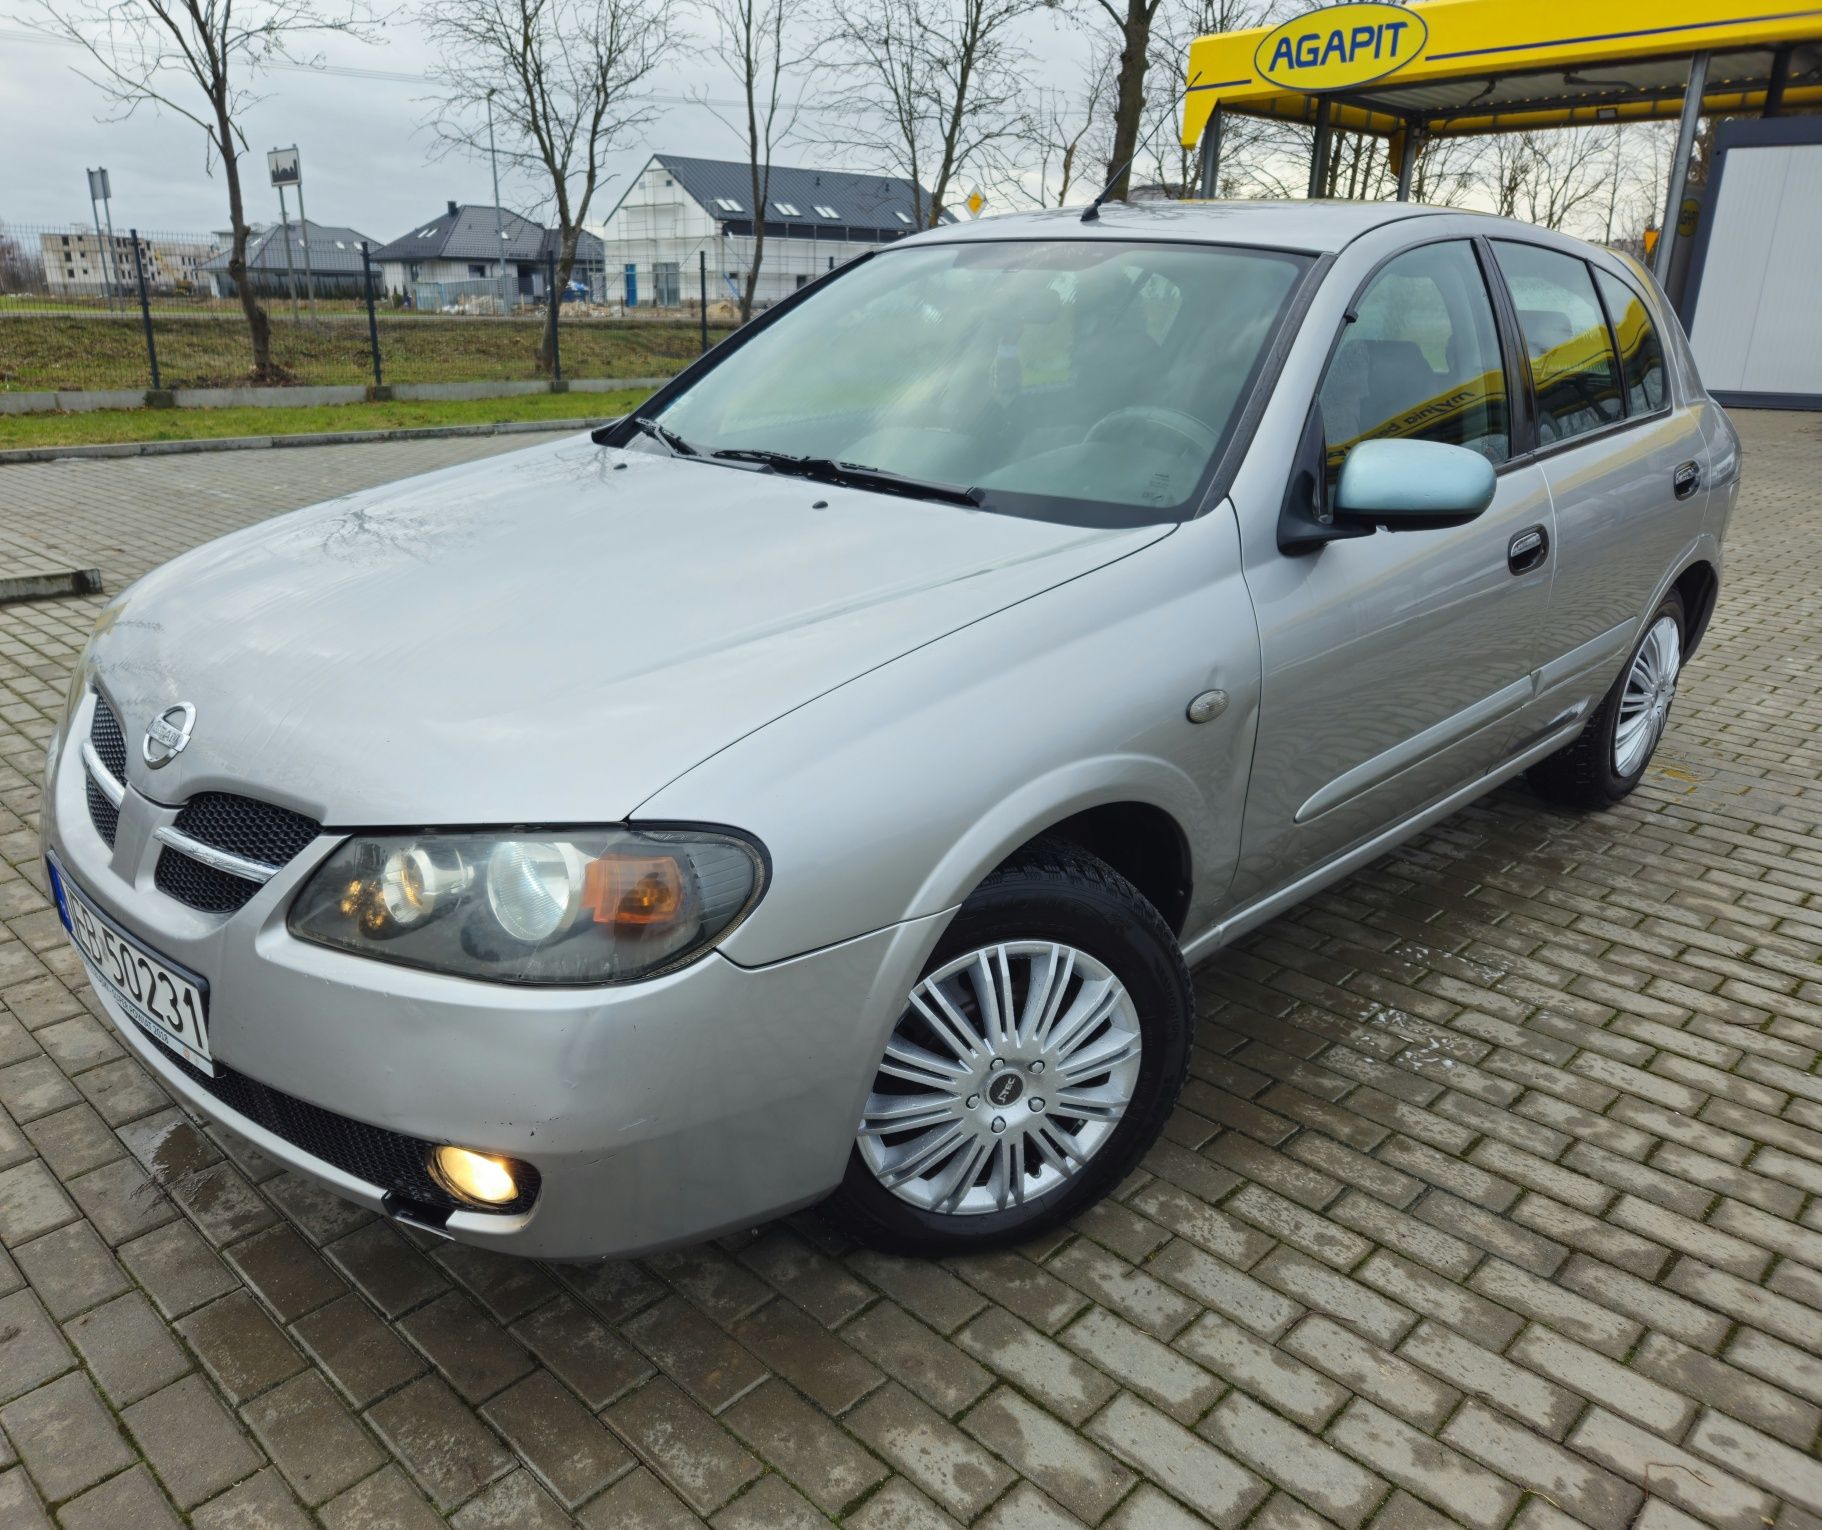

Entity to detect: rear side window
[1318,240,1510,491]
[1492,241,1624,444]
[1594,269,1668,416]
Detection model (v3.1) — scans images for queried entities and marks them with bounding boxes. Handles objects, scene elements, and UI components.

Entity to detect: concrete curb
[0,376,668,416]
[0,568,105,604]
[0,417,613,466]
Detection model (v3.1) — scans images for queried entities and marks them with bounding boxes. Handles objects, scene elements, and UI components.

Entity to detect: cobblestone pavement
[1,415,1819,1530]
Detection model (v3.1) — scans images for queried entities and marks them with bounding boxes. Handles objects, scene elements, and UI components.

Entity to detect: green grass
[0,313,731,391]
[0,388,654,449]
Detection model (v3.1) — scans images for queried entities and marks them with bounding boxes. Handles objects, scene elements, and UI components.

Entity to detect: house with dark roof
[200,219,377,299]
[598,154,957,311]
[368,202,606,308]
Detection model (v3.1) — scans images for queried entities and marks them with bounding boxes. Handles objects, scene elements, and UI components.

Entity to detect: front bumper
[44,704,945,1259]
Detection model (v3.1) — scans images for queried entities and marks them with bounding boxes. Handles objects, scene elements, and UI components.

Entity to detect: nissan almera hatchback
[43,202,1739,1259]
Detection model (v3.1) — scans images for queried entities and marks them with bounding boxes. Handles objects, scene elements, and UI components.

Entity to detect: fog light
[430,1145,519,1207]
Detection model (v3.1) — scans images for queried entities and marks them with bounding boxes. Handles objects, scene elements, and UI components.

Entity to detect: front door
[1231,238,1555,905]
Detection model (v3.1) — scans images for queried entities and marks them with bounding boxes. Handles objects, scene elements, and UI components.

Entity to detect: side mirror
[1334,438,1497,531]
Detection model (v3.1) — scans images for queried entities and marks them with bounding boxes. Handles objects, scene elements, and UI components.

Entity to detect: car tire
[1527,589,1686,809]
[827,837,1191,1256]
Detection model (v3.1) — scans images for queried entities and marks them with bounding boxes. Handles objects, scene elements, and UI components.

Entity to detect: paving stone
[13,1218,125,1320]
[847,1251,986,1334]
[1279,1312,1457,1431]
[843,1475,962,1530]
[226,1223,347,1323]
[963,1386,1134,1523]
[1047,1234,1202,1338]
[1103,1482,1213,1530]
[1201,1389,1386,1528]
[954,1306,1117,1426]
[1088,1391,1268,1527]
[606,1377,763,1516]
[1685,1408,1822,1513]
[65,1289,190,1406]
[433,1244,557,1325]
[1061,1304,1224,1424]
[946,1250,1089,1333]
[0,1288,72,1403]
[0,1371,135,1502]
[57,1463,182,1530]
[481,1368,632,1508]
[0,1159,76,1246]
[625,1293,768,1414]
[1443,1402,1641,1530]
[1724,1325,1822,1409]
[709,1473,828,1529]
[847,1381,1015,1521]
[119,1218,237,1318]
[190,1465,315,1530]
[512,1293,652,1410]
[319,1469,446,1530]
[733,1296,881,1414]
[448,1468,572,1530]
[1510,1324,1695,1436]
[1179,1309,1351,1429]
[1567,1407,1776,1530]
[397,1288,535,1404]
[21,1104,119,1180]
[1148,1239,1301,1338]
[322,1221,448,1319]
[844,1298,995,1415]
[365,1374,514,1512]
[241,1369,384,1507]
[1326,1398,1517,1530]
[1397,1318,1580,1439]
[0,1467,49,1530]
[124,1372,265,1509]
[175,1289,306,1405]
[63,1154,178,1244]
[721,1377,888,1516]
[291,1290,426,1407]
[735,1227,874,1327]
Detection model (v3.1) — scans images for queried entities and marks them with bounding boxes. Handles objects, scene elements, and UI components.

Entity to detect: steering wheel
[1085,405,1220,457]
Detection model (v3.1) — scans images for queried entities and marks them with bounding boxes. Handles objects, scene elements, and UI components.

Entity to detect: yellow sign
[1254,2,1427,92]
[966,190,986,217]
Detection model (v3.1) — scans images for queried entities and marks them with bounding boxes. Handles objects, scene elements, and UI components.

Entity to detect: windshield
[646,239,1310,520]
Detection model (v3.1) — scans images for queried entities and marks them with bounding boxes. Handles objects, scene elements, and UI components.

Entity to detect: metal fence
[0,221,727,395]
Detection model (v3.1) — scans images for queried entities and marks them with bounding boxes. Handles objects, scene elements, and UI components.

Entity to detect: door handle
[1673,461,1702,500]
[1507,525,1549,576]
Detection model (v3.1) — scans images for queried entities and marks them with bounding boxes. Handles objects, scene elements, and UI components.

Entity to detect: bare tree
[820,0,1055,228]
[0,222,36,294]
[1091,0,1167,202]
[29,0,381,380]
[696,0,809,321]
[424,0,679,366]
[1137,0,1274,196]
[995,55,1116,208]
[1480,128,1612,230]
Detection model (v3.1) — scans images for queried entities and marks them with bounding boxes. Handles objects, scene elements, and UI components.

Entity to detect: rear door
[1231,237,1556,906]
[1488,242,1708,727]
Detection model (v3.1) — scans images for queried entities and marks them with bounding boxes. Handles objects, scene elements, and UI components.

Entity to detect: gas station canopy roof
[1180,0,1822,147]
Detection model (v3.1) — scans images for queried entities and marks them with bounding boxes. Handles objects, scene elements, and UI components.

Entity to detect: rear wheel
[1528,590,1685,808]
[827,839,1190,1255]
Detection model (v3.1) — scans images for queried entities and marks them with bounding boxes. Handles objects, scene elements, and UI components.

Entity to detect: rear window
[1492,242,1624,445]
[1594,268,1669,416]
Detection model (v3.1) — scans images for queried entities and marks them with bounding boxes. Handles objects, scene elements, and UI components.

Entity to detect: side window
[1317,241,1510,494]
[1594,268,1668,416]
[1491,242,1624,444]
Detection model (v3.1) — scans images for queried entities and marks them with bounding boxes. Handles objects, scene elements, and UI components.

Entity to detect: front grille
[85,774,119,847]
[155,851,261,913]
[156,792,323,915]
[90,696,128,779]
[172,792,321,867]
[156,1043,540,1217]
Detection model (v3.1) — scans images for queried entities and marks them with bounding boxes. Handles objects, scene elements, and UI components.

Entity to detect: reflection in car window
[1492,242,1625,445]
[650,241,1309,518]
[1318,240,1510,492]
[1594,268,1668,416]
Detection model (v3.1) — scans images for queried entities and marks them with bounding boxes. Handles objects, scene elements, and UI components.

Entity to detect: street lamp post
[486,89,507,307]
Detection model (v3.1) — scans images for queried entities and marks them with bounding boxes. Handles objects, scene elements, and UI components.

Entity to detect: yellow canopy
[1181,0,1822,148]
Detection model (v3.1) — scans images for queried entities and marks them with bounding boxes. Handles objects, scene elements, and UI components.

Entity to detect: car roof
[902,199,1476,255]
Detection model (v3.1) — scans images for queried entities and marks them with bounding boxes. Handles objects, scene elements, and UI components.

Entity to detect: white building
[597,154,956,313]
[40,229,220,296]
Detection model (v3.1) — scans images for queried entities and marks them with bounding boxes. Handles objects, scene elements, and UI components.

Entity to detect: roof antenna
[1082,70,1203,223]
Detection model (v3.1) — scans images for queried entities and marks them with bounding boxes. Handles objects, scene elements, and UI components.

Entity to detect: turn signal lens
[430,1145,519,1207]
[583,852,687,928]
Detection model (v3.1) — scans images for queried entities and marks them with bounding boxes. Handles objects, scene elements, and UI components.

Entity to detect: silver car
[42,202,1738,1260]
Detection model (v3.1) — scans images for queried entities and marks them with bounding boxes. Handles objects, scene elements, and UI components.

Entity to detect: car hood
[90,436,1169,824]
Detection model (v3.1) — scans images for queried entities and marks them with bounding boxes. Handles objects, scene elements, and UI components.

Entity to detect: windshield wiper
[629,416,699,457]
[710,448,983,507]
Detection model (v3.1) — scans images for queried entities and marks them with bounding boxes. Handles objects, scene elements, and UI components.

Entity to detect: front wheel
[827,840,1190,1256]
[1528,590,1685,808]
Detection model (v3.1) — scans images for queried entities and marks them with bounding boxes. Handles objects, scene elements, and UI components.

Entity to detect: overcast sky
[0,16,1094,241]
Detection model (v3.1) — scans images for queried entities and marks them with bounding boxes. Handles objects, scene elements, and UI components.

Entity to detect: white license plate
[48,855,213,1075]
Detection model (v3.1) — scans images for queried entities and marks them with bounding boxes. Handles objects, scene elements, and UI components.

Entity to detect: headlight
[288,826,765,985]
